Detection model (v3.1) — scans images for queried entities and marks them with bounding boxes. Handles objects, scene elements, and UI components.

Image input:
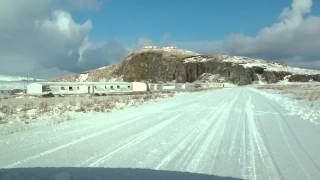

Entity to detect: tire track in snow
[138,93,228,169]
[154,127,200,170]
[153,90,235,171]
[158,103,227,171]
[3,115,146,168]
[183,93,240,172]
[260,95,320,175]
[87,114,183,167]
[79,113,176,166]
[240,105,249,179]
[245,94,284,180]
[223,94,246,177]
[165,90,240,173]
[0,113,147,160]
[81,91,228,168]
[1,122,103,156]
[256,94,312,179]
[209,91,243,172]
[279,112,320,173]
[184,105,228,171]
[159,97,231,171]
[282,119,320,173]
[253,116,284,180]
[80,113,188,167]
[79,114,178,166]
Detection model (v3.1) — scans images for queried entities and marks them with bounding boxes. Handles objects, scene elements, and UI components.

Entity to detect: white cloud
[0,0,127,79]
[180,0,320,70]
[221,0,320,69]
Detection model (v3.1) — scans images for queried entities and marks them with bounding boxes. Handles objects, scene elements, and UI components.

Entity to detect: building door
[88,86,90,94]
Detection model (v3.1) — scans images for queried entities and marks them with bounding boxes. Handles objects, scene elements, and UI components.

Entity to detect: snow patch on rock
[221,56,320,75]
[137,47,199,57]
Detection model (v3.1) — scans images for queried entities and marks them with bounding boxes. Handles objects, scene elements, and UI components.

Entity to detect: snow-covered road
[1,88,320,180]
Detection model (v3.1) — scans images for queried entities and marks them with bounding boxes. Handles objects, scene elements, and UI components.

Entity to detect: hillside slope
[55,48,320,85]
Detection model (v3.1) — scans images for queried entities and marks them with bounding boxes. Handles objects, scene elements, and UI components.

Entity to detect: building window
[111,86,114,90]
[94,86,97,89]
[105,86,107,89]
[61,87,65,90]
[69,86,73,91]
[77,86,80,90]
[117,85,120,89]
[128,86,131,89]
[42,86,51,92]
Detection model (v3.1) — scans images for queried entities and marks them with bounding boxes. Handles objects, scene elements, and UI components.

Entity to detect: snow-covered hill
[0,74,42,82]
[0,74,44,91]
[139,47,320,75]
[55,48,320,85]
[184,54,320,75]
[221,55,320,75]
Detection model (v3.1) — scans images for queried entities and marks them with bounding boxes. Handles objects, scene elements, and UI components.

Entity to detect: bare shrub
[142,94,153,101]
[76,104,87,112]
[0,91,175,125]
[39,101,49,114]
[0,114,7,124]
[21,103,33,112]
[20,113,30,124]
[0,105,16,116]
[102,101,115,110]
[257,83,320,102]
[69,98,77,106]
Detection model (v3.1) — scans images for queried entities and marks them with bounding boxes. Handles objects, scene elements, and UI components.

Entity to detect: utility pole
[26,73,29,94]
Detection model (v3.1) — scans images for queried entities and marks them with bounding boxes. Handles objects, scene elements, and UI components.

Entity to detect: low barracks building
[27,82,147,96]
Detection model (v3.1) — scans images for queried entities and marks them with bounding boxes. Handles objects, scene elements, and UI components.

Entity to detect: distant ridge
[0,74,43,82]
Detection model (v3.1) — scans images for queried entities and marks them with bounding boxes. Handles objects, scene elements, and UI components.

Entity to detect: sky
[0,0,320,79]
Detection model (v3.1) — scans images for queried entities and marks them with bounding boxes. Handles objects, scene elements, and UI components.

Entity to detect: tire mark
[4,115,145,168]
[254,115,284,180]
[87,114,183,167]
[79,113,175,166]
[172,100,229,170]
[245,94,284,180]
[210,90,243,172]
[0,114,146,158]
[262,96,320,173]
[257,95,312,179]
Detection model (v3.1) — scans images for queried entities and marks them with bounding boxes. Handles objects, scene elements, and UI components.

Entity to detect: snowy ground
[0,87,320,180]
[0,93,173,135]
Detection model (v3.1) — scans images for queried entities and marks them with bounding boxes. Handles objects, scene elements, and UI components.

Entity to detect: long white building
[27,81,230,96]
[27,82,147,96]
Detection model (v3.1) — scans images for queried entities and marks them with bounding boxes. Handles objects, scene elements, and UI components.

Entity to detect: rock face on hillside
[55,48,320,85]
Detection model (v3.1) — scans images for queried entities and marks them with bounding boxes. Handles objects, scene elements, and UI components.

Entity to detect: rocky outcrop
[111,52,261,85]
[262,71,291,83]
[180,60,256,85]
[289,74,312,82]
[195,73,226,83]
[114,50,313,85]
[289,74,320,82]
[55,48,320,85]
